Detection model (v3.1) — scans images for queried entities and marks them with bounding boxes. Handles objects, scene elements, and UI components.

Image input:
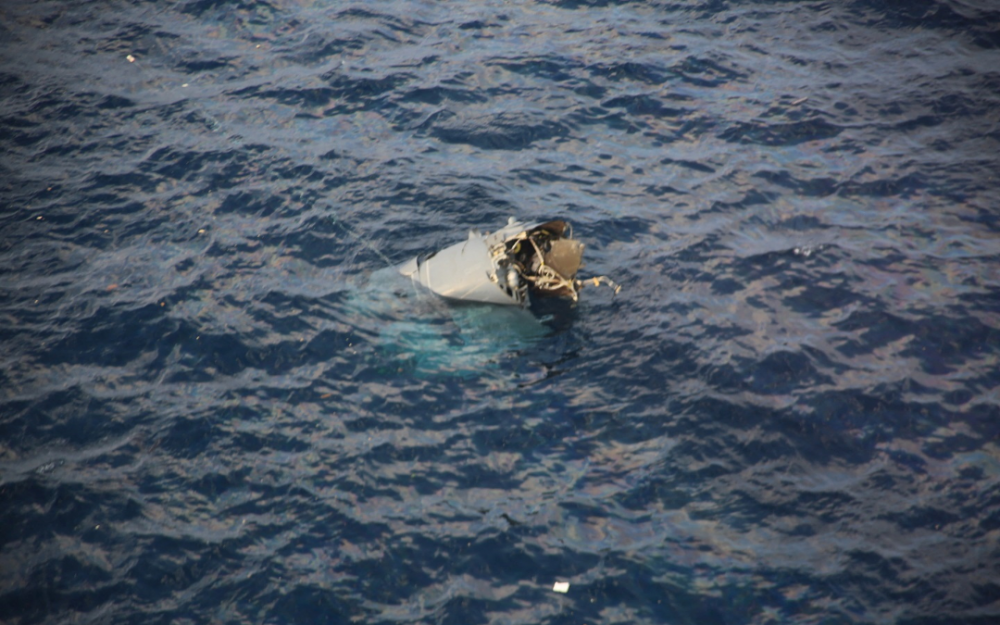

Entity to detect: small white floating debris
[552,581,570,593]
[126,54,136,63]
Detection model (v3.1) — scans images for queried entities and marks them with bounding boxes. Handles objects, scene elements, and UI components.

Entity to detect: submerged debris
[398,217,620,307]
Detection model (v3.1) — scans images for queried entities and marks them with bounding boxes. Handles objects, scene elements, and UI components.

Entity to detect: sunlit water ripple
[2,1,999,624]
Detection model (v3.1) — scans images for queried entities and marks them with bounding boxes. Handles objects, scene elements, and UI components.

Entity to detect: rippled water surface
[3,1,1000,623]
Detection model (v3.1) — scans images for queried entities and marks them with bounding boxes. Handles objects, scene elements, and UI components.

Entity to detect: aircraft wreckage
[397,217,619,307]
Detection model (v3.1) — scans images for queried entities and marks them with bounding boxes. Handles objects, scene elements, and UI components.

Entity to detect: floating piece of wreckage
[397,217,620,307]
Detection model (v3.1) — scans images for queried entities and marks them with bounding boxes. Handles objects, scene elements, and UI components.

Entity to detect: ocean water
[2,1,999,624]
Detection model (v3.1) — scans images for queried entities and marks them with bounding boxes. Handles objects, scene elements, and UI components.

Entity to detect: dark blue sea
[2,1,999,623]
